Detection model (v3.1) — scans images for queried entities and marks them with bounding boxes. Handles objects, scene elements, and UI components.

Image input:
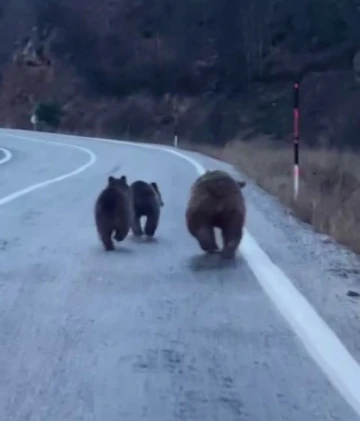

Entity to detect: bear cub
[94,175,133,251]
[130,180,164,238]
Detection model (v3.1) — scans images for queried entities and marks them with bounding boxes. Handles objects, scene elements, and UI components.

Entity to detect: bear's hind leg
[99,227,115,251]
[114,217,131,241]
[144,206,160,237]
[220,220,243,259]
[131,215,144,236]
[114,226,128,242]
[196,225,219,253]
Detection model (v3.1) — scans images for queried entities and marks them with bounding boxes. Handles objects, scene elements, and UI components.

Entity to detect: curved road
[0,129,360,420]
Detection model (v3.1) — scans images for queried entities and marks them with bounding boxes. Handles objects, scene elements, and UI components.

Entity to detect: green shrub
[34,101,63,128]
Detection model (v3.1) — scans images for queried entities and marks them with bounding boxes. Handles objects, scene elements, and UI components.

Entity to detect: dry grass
[184,138,360,254]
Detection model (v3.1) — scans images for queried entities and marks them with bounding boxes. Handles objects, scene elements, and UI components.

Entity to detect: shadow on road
[187,252,244,272]
[91,245,134,254]
[128,235,159,244]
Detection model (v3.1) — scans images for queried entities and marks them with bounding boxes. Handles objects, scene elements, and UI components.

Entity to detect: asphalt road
[0,130,359,421]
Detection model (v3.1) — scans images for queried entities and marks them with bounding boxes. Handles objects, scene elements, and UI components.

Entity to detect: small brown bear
[185,169,246,259]
[94,175,133,251]
[130,180,164,238]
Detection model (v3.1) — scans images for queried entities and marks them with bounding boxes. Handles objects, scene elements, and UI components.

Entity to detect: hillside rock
[0,0,360,146]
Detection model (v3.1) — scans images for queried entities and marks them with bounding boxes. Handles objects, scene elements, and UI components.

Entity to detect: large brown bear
[130,180,164,237]
[94,175,133,251]
[185,170,246,258]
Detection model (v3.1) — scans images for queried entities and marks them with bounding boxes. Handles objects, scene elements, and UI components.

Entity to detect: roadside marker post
[172,98,180,148]
[30,113,38,131]
[293,81,300,200]
[174,119,179,148]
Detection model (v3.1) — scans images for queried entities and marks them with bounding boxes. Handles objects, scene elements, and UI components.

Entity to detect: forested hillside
[0,0,360,146]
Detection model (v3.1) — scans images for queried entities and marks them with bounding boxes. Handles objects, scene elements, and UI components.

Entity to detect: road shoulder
[182,148,360,366]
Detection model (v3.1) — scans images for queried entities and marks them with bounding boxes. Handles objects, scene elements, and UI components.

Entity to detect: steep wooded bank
[0,0,360,147]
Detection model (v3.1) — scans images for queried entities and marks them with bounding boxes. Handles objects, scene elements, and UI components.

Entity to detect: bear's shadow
[188,252,243,272]
[129,235,158,244]
[128,234,171,246]
[89,244,134,255]
[107,246,134,254]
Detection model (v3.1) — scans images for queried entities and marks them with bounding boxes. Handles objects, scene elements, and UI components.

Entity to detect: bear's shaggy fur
[185,170,246,258]
[94,175,133,251]
[130,180,164,237]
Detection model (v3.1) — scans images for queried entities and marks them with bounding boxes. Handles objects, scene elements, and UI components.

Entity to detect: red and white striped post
[174,120,179,148]
[293,81,300,200]
[173,98,179,148]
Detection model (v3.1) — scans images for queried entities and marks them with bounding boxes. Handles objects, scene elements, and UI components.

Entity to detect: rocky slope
[0,0,360,146]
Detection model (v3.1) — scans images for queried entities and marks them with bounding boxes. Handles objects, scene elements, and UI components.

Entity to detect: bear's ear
[119,175,127,184]
[150,182,159,192]
[108,176,115,185]
[151,182,164,206]
[237,181,246,189]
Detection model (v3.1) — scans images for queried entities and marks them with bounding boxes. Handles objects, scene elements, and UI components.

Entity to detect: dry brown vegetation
[184,138,360,254]
[2,0,360,146]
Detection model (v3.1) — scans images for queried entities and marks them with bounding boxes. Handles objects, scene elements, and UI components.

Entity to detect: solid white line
[0,147,12,165]
[0,135,97,207]
[6,131,360,415]
[161,145,360,417]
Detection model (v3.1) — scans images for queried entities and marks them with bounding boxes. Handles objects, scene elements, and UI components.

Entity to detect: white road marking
[0,147,12,165]
[5,131,360,416]
[0,135,97,207]
[161,145,360,417]
[160,145,360,417]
